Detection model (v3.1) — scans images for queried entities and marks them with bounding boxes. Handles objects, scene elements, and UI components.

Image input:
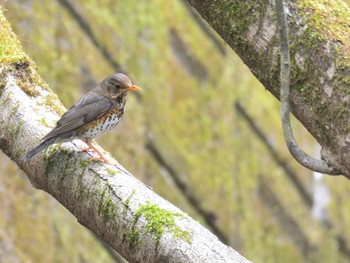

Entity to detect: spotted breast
[76,107,123,139]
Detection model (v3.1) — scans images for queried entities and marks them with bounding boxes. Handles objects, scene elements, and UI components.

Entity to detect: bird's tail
[25,138,56,161]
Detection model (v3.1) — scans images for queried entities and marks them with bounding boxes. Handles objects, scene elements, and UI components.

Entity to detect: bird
[25,73,141,164]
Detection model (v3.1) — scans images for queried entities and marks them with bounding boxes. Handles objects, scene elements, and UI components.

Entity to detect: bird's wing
[42,91,112,141]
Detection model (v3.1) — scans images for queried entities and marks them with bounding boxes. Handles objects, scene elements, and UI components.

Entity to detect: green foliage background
[1,0,350,262]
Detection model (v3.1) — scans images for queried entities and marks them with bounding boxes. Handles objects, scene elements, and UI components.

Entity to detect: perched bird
[25,73,141,164]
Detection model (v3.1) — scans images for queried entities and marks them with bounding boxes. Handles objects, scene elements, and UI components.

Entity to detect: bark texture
[186,0,350,177]
[0,66,250,262]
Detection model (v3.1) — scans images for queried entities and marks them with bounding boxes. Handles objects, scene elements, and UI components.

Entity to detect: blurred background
[1,0,350,262]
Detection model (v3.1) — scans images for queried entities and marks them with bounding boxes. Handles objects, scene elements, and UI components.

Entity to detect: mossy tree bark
[0,11,249,263]
[186,0,350,177]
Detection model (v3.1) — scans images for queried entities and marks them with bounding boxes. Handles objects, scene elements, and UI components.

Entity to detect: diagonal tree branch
[186,0,350,177]
[0,10,249,263]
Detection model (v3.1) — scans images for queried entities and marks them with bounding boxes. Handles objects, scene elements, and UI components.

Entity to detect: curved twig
[275,0,341,175]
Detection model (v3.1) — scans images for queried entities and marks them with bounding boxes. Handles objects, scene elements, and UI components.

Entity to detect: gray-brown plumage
[25,73,141,163]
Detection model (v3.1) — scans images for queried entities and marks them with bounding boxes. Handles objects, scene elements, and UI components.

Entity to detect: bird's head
[104,73,141,99]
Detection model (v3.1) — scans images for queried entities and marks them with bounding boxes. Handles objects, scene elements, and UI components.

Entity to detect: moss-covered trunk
[186,0,350,176]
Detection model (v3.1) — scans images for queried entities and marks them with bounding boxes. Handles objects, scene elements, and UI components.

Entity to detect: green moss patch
[98,185,118,219]
[299,0,350,68]
[125,189,136,207]
[42,144,75,168]
[125,229,140,250]
[39,93,65,115]
[0,8,50,97]
[134,201,192,246]
[104,167,118,176]
[0,8,28,64]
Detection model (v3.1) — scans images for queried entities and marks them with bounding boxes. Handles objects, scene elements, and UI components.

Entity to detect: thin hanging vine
[275,0,341,175]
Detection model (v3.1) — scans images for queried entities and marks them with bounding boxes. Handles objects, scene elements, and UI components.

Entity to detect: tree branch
[186,0,350,177]
[0,11,249,263]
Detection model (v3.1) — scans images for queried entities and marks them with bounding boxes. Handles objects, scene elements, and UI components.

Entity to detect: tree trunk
[186,0,350,177]
[0,10,249,263]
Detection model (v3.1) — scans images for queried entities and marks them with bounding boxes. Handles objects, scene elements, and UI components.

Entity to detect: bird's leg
[80,139,93,152]
[81,139,108,154]
[81,139,111,164]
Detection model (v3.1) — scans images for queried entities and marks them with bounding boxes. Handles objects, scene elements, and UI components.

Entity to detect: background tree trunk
[186,0,350,176]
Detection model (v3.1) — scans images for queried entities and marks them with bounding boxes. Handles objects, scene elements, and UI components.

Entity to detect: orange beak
[126,85,141,91]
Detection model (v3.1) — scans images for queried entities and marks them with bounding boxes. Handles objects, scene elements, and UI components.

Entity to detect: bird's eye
[115,84,121,89]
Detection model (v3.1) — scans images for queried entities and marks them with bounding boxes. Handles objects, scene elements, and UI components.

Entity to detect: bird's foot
[80,139,93,152]
[82,140,111,164]
[80,146,93,152]
[81,141,107,154]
